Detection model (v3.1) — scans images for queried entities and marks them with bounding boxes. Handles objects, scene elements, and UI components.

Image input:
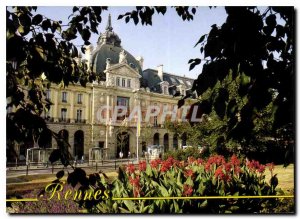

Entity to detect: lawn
[7,164,294,195]
[7,171,118,194]
[264,164,294,193]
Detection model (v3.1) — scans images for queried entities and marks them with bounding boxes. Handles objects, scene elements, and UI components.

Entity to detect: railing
[75,119,86,124]
[58,118,70,123]
[6,158,146,176]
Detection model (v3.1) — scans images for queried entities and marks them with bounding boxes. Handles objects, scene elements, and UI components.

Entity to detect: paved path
[6,159,140,182]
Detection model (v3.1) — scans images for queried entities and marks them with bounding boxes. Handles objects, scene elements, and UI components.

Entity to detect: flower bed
[92,155,285,213]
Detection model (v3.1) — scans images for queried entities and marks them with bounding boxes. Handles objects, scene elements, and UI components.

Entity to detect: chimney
[157,64,163,81]
[136,56,144,70]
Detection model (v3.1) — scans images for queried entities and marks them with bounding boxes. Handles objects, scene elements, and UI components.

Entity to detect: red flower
[266,163,275,172]
[214,166,225,179]
[129,176,141,197]
[224,162,232,172]
[188,156,196,164]
[257,164,265,173]
[246,160,260,171]
[126,164,135,174]
[230,154,240,166]
[234,166,242,175]
[166,156,176,165]
[196,158,204,165]
[205,155,226,172]
[160,160,172,172]
[150,159,161,169]
[215,166,231,182]
[129,175,140,187]
[133,188,139,197]
[183,184,193,196]
[139,161,147,172]
[184,169,194,178]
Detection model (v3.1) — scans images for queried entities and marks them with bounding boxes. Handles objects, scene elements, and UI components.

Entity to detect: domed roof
[91,15,142,75]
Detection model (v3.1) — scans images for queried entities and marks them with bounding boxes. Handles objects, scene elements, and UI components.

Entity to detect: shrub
[91,155,290,213]
[163,146,209,161]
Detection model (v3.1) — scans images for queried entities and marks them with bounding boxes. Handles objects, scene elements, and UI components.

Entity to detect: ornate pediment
[105,63,141,78]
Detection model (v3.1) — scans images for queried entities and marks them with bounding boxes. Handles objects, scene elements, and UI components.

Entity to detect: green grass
[264,164,294,193]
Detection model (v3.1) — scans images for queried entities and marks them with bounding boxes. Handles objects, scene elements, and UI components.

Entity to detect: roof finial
[106,14,113,31]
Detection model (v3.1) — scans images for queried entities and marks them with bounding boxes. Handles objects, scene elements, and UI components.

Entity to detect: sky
[36,6,228,79]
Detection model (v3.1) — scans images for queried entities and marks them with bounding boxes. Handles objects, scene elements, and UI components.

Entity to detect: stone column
[85,92,89,122]
[70,91,74,122]
[53,90,58,119]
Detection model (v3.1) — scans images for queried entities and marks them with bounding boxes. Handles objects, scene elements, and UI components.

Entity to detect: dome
[91,15,142,75]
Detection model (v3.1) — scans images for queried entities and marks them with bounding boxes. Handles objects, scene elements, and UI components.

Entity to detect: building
[20,15,197,161]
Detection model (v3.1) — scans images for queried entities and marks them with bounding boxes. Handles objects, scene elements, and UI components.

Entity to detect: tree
[140,125,152,147]
[118,6,295,163]
[6,6,108,162]
[116,125,129,158]
[188,7,295,146]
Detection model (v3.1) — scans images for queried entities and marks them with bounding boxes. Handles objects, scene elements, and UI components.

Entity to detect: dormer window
[122,78,126,87]
[160,81,169,95]
[163,86,168,95]
[178,84,186,96]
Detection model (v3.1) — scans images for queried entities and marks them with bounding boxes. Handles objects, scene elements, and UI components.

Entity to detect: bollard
[26,165,29,176]
[115,160,117,170]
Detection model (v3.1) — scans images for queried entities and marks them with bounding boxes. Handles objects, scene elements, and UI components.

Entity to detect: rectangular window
[46,90,51,100]
[127,79,131,88]
[154,116,158,127]
[122,78,126,87]
[116,77,120,86]
[117,96,130,120]
[61,108,67,121]
[62,92,67,102]
[77,109,82,121]
[77,93,83,104]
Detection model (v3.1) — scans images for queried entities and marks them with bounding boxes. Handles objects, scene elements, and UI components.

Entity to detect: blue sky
[36,6,228,79]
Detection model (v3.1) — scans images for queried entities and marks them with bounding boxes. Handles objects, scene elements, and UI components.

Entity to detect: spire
[106,14,113,31]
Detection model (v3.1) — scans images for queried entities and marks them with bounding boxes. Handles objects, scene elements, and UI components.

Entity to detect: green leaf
[73,6,79,13]
[41,19,51,31]
[124,200,136,212]
[266,14,277,27]
[81,28,91,41]
[119,207,130,213]
[32,14,43,25]
[192,8,196,15]
[230,206,239,211]
[199,200,208,208]
[56,170,64,179]
[194,34,206,48]
[19,13,31,27]
[159,184,169,197]
[189,58,201,71]
[49,149,61,163]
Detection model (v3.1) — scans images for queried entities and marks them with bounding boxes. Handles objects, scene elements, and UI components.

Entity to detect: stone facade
[22,14,197,160]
